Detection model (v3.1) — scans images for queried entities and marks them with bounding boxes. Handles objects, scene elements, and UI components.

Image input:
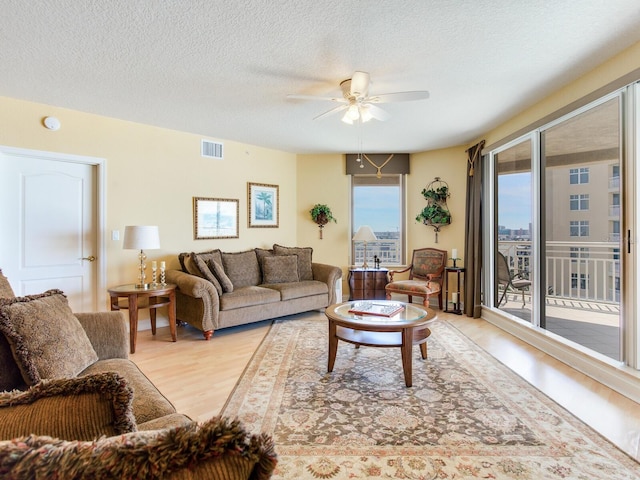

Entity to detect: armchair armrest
[312,263,343,305]
[75,311,128,360]
[387,265,412,281]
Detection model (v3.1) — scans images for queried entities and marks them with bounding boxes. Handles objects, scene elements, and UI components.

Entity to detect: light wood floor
[131,310,640,462]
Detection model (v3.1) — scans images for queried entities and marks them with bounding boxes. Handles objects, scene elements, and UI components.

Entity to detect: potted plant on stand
[310,204,337,239]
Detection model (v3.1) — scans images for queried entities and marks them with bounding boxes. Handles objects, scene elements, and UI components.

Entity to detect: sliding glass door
[495,138,534,324]
[542,96,622,360]
[489,92,624,362]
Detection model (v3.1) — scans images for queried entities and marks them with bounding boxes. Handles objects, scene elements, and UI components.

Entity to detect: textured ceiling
[1,1,640,154]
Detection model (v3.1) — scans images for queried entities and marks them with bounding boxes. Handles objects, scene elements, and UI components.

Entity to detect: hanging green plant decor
[310,204,337,225]
[416,204,451,225]
[417,177,451,242]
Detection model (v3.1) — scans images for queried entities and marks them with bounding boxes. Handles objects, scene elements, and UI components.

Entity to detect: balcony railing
[498,240,620,304]
[353,240,402,266]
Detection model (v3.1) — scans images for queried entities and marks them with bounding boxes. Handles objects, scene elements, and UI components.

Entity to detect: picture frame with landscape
[193,197,239,239]
[248,182,279,228]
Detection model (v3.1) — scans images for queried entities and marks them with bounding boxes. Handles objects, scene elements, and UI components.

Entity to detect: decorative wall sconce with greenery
[416,177,451,243]
[310,204,337,239]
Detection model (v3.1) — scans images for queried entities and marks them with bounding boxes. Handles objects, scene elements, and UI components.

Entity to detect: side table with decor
[348,268,389,300]
[444,266,465,315]
[108,283,177,353]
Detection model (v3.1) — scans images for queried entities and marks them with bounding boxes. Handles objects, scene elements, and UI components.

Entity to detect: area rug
[221,316,640,479]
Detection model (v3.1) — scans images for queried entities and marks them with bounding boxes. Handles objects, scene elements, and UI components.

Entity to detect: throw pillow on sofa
[221,250,261,287]
[0,290,98,386]
[208,259,234,293]
[184,250,224,295]
[0,416,277,480]
[261,255,299,284]
[0,372,136,441]
[273,244,313,281]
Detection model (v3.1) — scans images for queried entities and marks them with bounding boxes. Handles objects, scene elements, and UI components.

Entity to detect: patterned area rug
[222,316,640,479]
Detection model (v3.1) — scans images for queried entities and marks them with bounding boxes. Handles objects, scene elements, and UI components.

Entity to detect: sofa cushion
[0,290,98,386]
[221,250,261,288]
[261,255,299,284]
[262,280,328,301]
[219,286,280,310]
[0,416,277,480]
[186,251,224,295]
[273,244,313,281]
[0,372,136,441]
[81,358,177,425]
[190,253,223,295]
[208,259,234,293]
[254,248,274,280]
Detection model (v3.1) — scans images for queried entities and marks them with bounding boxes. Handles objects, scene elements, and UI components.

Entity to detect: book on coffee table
[348,302,405,317]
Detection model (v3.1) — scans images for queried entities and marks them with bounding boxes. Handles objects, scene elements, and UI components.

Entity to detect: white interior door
[0,148,102,311]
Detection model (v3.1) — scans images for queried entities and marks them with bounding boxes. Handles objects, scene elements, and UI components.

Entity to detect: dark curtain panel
[463,140,485,317]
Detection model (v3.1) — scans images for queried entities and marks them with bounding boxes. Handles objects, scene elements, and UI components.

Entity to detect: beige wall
[0,97,297,309]
[296,148,468,293]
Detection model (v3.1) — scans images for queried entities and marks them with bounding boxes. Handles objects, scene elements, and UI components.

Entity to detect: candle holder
[151,265,158,288]
[450,257,460,268]
[160,266,166,286]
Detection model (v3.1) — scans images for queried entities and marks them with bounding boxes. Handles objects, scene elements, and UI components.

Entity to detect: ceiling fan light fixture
[359,105,372,123]
[341,113,354,124]
[347,104,360,120]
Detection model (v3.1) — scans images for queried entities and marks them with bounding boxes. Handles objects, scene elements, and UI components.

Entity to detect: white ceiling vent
[201,139,223,159]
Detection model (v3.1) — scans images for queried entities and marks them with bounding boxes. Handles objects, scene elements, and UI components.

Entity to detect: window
[569,194,589,210]
[569,220,589,237]
[351,174,405,266]
[571,273,589,290]
[570,247,589,263]
[569,167,589,184]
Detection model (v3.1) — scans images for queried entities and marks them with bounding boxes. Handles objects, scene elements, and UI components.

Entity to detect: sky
[353,186,400,233]
[498,172,532,230]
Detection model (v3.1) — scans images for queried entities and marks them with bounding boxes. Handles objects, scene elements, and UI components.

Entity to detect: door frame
[0,145,107,309]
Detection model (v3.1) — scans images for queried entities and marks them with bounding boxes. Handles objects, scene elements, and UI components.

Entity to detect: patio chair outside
[496,251,532,308]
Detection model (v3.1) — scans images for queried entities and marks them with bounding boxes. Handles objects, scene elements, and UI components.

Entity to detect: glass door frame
[485,87,637,366]
[486,131,542,328]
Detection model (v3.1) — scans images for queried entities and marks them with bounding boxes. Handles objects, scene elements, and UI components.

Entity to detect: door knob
[82,255,96,262]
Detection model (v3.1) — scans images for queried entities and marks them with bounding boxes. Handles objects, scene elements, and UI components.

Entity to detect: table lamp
[123,225,160,289]
[353,225,377,269]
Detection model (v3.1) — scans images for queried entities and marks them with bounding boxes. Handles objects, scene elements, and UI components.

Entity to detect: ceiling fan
[287,71,429,124]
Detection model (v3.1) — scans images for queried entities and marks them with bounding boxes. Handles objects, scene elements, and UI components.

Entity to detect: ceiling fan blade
[287,94,346,103]
[368,91,430,103]
[350,71,370,98]
[365,104,389,121]
[313,104,348,120]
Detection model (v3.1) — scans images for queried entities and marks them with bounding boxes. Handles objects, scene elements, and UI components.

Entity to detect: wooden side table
[444,267,465,315]
[348,268,389,300]
[108,283,177,354]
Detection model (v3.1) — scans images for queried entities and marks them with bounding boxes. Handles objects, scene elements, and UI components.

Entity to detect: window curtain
[463,140,485,317]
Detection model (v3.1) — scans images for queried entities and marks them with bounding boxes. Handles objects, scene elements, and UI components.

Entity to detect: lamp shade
[123,225,160,250]
[352,225,377,242]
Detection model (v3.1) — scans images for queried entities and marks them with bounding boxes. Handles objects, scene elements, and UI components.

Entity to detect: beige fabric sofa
[0,270,277,479]
[167,245,342,339]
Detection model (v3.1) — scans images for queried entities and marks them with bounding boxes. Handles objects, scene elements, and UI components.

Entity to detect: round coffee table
[325,300,437,387]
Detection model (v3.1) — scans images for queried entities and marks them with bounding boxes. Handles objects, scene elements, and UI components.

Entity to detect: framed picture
[193,197,239,239]
[248,182,279,228]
